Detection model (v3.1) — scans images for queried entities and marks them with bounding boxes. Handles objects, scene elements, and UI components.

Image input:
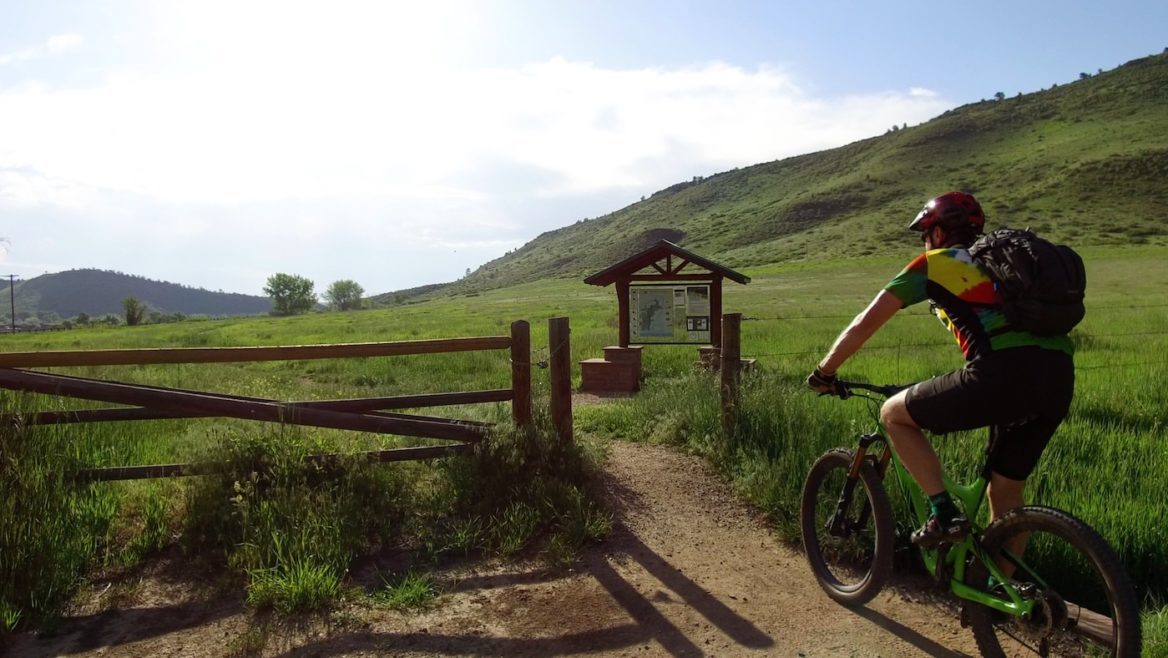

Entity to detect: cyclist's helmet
[908,191,985,233]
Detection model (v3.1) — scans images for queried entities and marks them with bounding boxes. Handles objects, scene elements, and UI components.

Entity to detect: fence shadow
[8,598,247,657]
[853,606,974,658]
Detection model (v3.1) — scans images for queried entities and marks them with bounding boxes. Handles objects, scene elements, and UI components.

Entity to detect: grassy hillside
[448,52,1168,295]
[9,269,271,319]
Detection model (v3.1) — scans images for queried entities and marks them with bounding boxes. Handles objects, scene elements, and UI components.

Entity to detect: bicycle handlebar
[834,380,911,400]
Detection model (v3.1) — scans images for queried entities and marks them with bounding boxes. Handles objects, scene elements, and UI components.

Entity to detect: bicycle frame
[841,381,1038,619]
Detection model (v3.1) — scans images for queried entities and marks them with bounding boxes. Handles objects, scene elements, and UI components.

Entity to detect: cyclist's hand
[807,367,842,397]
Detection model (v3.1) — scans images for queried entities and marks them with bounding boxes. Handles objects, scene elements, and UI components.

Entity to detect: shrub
[184,426,408,612]
[437,410,609,563]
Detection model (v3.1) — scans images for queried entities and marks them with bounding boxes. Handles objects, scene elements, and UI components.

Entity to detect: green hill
[9,269,271,320]
[448,51,1168,295]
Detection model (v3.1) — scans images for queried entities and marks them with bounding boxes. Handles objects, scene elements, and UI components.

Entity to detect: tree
[263,273,317,315]
[994,91,1005,101]
[122,296,147,326]
[324,279,365,311]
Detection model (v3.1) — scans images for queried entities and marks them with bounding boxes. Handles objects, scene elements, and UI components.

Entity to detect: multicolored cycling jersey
[884,247,1074,361]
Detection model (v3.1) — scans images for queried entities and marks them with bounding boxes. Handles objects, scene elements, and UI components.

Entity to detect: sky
[2,1,1166,297]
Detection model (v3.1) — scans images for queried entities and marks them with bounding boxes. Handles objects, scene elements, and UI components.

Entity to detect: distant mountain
[446,51,1168,294]
[10,269,270,319]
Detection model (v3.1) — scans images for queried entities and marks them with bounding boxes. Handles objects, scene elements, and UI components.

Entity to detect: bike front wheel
[963,506,1142,657]
[800,448,895,606]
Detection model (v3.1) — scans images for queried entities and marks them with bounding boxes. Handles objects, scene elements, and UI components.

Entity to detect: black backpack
[968,228,1086,336]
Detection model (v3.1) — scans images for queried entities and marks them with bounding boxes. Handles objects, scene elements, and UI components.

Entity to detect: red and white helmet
[909,191,986,233]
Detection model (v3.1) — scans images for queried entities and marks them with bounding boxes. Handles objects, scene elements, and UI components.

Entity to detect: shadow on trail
[853,606,974,658]
[269,522,773,658]
[8,598,246,657]
[11,524,770,658]
[597,526,773,652]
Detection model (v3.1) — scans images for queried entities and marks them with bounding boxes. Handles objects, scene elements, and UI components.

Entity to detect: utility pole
[8,274,15,334]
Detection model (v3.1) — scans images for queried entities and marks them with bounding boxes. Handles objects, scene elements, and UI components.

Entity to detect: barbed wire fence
[508,318,1168,374]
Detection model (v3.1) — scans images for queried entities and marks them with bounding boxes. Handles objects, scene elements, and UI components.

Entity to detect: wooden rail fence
[0,319,576,482]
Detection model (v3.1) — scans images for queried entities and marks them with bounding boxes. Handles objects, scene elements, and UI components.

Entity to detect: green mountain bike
[800,380,1141,657]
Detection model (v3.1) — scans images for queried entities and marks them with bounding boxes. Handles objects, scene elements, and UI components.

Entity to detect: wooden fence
[0,318,574,482]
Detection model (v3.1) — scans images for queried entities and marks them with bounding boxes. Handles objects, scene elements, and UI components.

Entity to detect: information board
[629,283,710,344]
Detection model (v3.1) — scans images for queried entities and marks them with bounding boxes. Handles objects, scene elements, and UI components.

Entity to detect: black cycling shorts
[904,346,1074,481]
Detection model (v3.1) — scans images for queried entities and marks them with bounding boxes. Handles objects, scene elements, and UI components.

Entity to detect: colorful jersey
[885,247,1073,361]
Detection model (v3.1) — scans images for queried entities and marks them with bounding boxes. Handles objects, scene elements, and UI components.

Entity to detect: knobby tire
[800,448,895,606]
[963,506,1142,657]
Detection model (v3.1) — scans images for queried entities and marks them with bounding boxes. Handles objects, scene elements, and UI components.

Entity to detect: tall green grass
[432,403,611,562]
[0,395,119,629]
[183,425,408,612]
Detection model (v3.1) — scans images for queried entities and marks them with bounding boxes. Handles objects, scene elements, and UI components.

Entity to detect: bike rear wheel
[800,448,894,606]
[963,506,1142,657]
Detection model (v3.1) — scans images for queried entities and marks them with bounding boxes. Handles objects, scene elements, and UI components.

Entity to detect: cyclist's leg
[984,370,1072,577]
[987,472,1028,579]
[986,348,1072,496]
[987,471,1025,522]
[884,388,974,546]
[881,391,945,495]
[889,363,987,496]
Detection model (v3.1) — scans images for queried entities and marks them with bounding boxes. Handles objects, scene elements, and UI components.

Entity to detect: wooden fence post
[720,312,742,437]
[548,316,573,444]
[511,320,532,430]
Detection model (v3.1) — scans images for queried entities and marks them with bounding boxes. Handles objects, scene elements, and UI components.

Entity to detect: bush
[184,426,408,613]
[436,410,610,563]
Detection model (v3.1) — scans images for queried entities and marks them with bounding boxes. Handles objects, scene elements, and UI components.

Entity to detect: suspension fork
[828,433,886,537]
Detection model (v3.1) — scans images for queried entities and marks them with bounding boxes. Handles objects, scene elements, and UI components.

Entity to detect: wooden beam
[511,320,532,428]
[0,336,512,368]
[720,313,741,437]
[0,368,487,442]
[7,389,513,426]
[710,275,724,349]
[617,279,631,347]
[627,274,715,282]
[548,317,573,444]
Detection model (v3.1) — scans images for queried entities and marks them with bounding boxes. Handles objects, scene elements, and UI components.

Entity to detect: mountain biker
[806,191,1075,548]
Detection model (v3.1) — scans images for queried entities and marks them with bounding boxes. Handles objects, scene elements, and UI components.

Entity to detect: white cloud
[0,169,93,208]
[46,34,84,55]
[0,33,84,66]
[0,48,36,66]
[0,58,950,210]
[0,7,954,293]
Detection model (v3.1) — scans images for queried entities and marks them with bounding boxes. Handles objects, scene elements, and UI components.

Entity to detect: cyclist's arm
[817,289,903,374]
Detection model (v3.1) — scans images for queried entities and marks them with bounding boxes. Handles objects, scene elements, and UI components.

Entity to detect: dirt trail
[6,440,997,657]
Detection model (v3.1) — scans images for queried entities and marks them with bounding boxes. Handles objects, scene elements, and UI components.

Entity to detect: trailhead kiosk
[581,240,750,393]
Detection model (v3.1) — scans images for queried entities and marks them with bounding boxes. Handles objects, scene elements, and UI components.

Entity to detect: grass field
[2,246,1166,647]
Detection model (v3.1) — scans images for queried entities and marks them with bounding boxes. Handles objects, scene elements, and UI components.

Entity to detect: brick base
[697,346,720,369]
[580,352,641,394]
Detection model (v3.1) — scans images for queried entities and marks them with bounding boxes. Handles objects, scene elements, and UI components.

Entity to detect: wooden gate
[0,320,542,482]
